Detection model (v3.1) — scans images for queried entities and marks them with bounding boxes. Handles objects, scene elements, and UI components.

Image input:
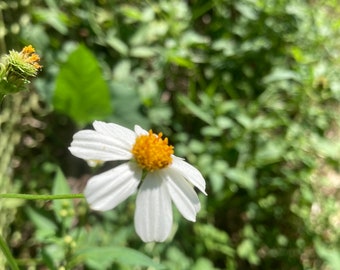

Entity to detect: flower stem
[0,233,19,270]
[0,193,84,200]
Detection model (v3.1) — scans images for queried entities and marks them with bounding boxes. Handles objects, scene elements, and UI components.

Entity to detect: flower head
[0,45,42,96]
[131,130,174,171]
[69,121,207,242]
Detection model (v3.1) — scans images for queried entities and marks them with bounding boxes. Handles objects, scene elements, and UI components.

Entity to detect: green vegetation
[1,0,340,269]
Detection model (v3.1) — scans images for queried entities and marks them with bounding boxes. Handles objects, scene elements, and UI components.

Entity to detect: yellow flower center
[20,45,42,69]
[132,130,174,172]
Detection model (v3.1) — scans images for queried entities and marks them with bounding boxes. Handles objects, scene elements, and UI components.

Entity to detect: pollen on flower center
[132,130,174,172]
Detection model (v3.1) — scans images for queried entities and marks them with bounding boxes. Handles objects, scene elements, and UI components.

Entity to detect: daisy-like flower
[69,121,207,242]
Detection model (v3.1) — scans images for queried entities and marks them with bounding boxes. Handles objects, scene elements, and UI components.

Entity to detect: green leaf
[112,60,131,80]
[216,116,233,129]
[33,8,68,35]
[25,207,57,240]
[225,168,256,190]
[165,247,192,269]
[254,140,286,165]
[77,246,165,269]
[178,95,213,124]
[237,239,260,265]
[106,34,129,55]
[191,258,215,270]
[120,5,144,22]
[41,243,65,270]
[167,55,195,69]
[315,239,340,269]
[52,167,74,227]
[53,44,112,125]
[201,126,223,137]
[130,46,157,58]
[194,224,234,257]
[235,2,258,20]
[263,68,300,84]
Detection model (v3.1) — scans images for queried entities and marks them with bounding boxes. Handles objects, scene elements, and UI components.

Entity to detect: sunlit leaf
[53,44,112,125]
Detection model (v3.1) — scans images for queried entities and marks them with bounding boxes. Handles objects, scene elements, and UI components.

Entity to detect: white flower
[69,121,207,242]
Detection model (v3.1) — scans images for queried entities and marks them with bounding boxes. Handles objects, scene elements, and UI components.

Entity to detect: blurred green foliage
[1,0,340,269]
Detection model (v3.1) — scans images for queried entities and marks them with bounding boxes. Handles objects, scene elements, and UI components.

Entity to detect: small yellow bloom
[7,45,42,77]
[0,45,42,96]
[19,45,42,70]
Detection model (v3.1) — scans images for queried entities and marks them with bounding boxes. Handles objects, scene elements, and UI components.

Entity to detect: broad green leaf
[53,44,112,125]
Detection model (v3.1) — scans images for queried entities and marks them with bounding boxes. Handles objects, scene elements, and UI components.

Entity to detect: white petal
[134,125,148,136]
[134,173,172,242]
[69,130,133,161]
[84,162,142,211]
[162,169,200,221]
[93,121,136,148]
[170,156,207,195]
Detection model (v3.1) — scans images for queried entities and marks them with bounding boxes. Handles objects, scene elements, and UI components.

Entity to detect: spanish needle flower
[0,45,42,97]
[69,121,207,242]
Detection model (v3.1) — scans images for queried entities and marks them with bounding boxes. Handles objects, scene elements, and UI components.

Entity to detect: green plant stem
[0,233,19,270]
[0,193,84,200]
